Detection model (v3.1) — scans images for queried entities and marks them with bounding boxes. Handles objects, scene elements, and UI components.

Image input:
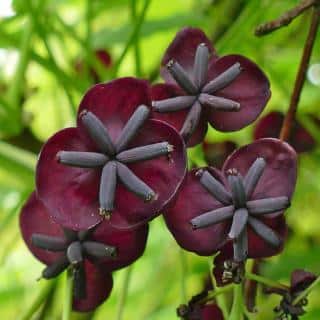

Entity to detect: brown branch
[255,0,318,36]
[280,4,320,141]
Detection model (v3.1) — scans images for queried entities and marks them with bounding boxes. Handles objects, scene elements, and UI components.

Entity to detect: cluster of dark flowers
[20,27,317,317]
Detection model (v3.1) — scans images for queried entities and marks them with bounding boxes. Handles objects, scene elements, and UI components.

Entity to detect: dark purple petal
[73,261,113,312]
[206,55,270,131]
[20,192,65,265]
[160,27,217,84]
[201,304,224,320]
[91,221,148,271]
[247,215,287,258]
[254,111,315,153]
[164,168,229,256]
[290,269,317,295]
[222,138,297,208]
[36,128,102,230]
[109,119,186,228]
[151,83,208,147]
[77,78,151,145]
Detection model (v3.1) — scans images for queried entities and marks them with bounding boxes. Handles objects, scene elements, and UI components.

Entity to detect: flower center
[152,43,242,140]
[191,157,290,262]
[31,228,116,299]
[56,105,173,218]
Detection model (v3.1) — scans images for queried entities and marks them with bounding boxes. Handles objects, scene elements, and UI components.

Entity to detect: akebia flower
[36,78,187,230]
[267,269,317,319]
[164,139,297,260]
[151,27,271,146]
[254,111,315,153]
[20,192,148,311]
[75,49,112,83]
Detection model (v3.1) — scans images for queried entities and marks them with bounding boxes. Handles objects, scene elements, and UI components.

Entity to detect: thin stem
[280,4,320,141]
[116,266,133,320]
[62,270,73,320]
[245,259,260,312]
[229,284,244,320]
[179,248,187,303]
[131,0,142,77]
[208,258,229,318]
[198,284,234,304]
[245,272,288,290]
[113,0,151,76]
[19,280,57,320]
[293,276,320,305]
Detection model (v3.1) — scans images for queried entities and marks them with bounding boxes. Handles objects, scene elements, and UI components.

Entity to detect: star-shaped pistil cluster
[31,228,116,299]
[152,43,242,140]
[57,105,173,218]
[190,157,290,262]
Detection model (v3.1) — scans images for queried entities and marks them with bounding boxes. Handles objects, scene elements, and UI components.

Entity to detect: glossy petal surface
[160,27,217,84]
[164,168,228,256]
[73,262,113,312]
[151,83,208,147]
[207,55,270,131]
[20,192,65,265]
[223,138,297,208]
[92,222,148,271]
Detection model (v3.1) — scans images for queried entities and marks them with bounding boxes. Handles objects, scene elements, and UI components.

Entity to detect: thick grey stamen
[228,208,249,239]
[180,100,202,141]
[80,110,115,155]
[247,197,290,215]
[83,241,117,258]
[116,105,150,153]
[167,60,198,94]
[233,229,248,262]
[78,229,94,241]
[193,43,209,88]
[199,93,240,111]
[198,170,232,205]
[243,158,266,198]
[57,151,109,168]
[42,255,69,279]
[248,217,281,248]
[228,173,246,208]
[73,264,86,299]
[152,96,195,112]
[116,142,173,163]
[117,161,156,202]
[190,205,234,229]
[99,161,117,218]
[202,62,242,94]
[67,241,83,265]
[32,234,67,251]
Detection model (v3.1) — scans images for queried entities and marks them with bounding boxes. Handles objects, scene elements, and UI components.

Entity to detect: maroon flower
[151,27,270,146]
[203,140,237,168]
[254,111,315,153]
[178,303,224,320]
[164,138,297,261]
[20,192,148,311]
[75,49,112,83]
[268,269,317,319]
[177,287,224,320]
[36,78,187,230]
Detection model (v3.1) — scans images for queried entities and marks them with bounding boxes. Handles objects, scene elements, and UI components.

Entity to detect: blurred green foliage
[0,0,320,319]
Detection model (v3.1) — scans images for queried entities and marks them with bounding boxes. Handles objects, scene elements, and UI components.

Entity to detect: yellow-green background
[0,0,320,319]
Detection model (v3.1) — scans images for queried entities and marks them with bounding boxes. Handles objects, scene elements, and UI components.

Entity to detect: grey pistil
[57,105,173,218]
[190,158,290,262]
[152,43,242,140]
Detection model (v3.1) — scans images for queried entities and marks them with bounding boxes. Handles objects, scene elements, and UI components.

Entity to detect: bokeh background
[0,0,320,319]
